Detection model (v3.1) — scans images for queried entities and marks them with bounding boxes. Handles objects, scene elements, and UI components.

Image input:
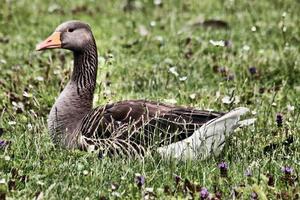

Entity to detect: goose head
[36,20,94,52]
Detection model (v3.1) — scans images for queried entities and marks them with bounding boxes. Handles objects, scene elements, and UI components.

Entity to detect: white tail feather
[157,107,254,160]
[238,118,256,127]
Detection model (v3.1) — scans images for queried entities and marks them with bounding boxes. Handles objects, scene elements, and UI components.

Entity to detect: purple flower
[281,166,293,175]
[276,113,283,127]
[215,191,222,199]
[248,66,257,75]
[135,174,145,188]
[281,166,296,186]
[174,174,181,185]
[267,174,275,187]
[250,192,258,200]
[219,66,227,74]
[259,87,265,94]
[0,128,4,137]
[200,187,209,199]
[218,161,228,169]
[224,40,232,48]
[218,161,228,177]
[244,168,252,177]
[0,140,9,149]
[226,74,235,81]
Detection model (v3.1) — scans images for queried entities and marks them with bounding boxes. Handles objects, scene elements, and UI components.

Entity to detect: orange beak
[36,32,62,51]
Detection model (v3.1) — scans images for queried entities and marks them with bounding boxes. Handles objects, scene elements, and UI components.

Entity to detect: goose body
[36,21,253,159]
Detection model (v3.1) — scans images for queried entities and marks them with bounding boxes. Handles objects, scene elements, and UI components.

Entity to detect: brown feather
[78,100,223,153]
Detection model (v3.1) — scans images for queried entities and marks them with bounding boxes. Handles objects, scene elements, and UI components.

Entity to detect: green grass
[0,0,299,199]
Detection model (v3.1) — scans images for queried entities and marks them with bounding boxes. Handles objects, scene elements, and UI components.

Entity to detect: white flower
[282,26,287,32]
[37,180,45,185]
[179,76,187,81]
[23,91,32,98]
[154,36,163,42]
[12,101,18,107]
[251,26,257,32]
[77,163,84,171]
[8,121,16,126]
[145,187,154,192]
[83,170,89,175]
[139,25,149,36]
[35,76,44,81]
[111,183,118,190]
[189,93,196,100]
[243,45,250,51]
[135,173,141,177]
[112,192,121,197]
[222,96,232,104]
[150,21,156,27]
[27,123,33,130]
[282,12,287,18]
[287,104,295,112]
[209,40,225,47]
[154,0,162,6]
[169,67,179,77]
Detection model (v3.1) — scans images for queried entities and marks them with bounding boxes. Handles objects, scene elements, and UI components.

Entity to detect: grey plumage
[36,21,255,159]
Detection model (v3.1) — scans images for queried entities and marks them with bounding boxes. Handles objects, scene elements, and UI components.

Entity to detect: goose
[36,20,254,159]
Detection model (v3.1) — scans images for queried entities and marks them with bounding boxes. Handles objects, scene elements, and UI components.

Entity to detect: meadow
[0,0,299,199]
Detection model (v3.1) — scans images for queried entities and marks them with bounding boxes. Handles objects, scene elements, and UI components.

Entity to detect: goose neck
[71,43,98,92]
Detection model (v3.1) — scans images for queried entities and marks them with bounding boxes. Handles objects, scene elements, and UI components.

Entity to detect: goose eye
[67,28,74,32]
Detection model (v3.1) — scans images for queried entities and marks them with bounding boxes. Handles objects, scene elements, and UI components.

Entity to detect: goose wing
[77,100,222,155]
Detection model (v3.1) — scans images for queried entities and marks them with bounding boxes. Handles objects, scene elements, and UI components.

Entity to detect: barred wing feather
[76,100,222,157]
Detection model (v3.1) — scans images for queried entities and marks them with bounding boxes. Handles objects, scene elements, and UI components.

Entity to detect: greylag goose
[36,20,254,159]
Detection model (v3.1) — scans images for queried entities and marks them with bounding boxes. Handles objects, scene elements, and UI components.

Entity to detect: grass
[0,0,299,199]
